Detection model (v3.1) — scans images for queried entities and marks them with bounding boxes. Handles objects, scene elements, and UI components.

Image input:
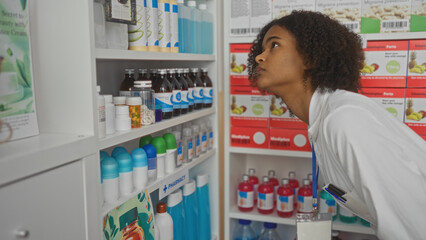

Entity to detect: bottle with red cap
[276,178,294,218]
[268,170,279,206]
[238,174,254,212]
[257,176,274,214]
[248,168,259,205]
[297,179,313,213]
[288,171,300,207]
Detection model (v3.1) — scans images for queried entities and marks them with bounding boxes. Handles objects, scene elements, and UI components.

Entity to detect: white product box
[230,43,251,86]
[269,95,307,129]
[405,88,426,136]
[360,88,406,123]
[231,126,269,149]
[316,0,362,33]
[361,0,411,33]
[230,0,251,37]
[407,40,426,87]
[250,0,272,36]
[272,0,315,19]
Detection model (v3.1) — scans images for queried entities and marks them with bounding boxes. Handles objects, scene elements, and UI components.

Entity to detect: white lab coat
[308,88,426,240]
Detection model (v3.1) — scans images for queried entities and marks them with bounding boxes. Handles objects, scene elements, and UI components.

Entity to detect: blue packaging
[167,189,185,240]
[196,173,211,240]
[183,180,198,240]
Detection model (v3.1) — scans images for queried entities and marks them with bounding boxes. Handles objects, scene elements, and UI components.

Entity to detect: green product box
[410,0,426,32]
[361,0,411,33]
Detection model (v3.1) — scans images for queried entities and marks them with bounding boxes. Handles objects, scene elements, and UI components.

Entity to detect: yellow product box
[405,88,426,136]
[272,0,315,19]
[316,0,362,33]
[361,0,411,33]
[407,40,426,87]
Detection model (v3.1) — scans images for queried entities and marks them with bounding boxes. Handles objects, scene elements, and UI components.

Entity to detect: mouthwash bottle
[187,1,201,53]
[183,180,198,240]
[197,174,211,240]
[177,0,190,53]
[199,4,213,54]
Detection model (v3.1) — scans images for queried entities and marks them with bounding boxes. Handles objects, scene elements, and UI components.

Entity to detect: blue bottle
[258,222,280,240]
[143,144,157,183]
[111,146,127,158]
[183,180,198,240]
[199,4,213,54]
[177,0,189,53]
[187,1,201,53]
[100,151,109,161]
[196,173,211,240]
[167,189,185,240]
[232,219,256,240]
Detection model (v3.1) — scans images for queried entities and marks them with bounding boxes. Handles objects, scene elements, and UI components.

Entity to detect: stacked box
[272,0,315,19]
[407,40,426,87]
[361,0,411,33]
[316,0,362,33]
[405,88,426,136]
[269,95,307,129]
[230,86,270,128]
[230,44,252,86]
[231,126,269,148]
[360,88,406,123]
[250,0,272,36]
[269,128,311,152]
[360,40,409,88]
[230,0,251,37]
[410,0,426,32]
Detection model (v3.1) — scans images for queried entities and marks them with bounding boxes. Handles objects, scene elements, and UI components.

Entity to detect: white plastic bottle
[115,105,131,131]
[97,85,106,138]
[116,152,134,198]
[104,94,115,135]
[101,157,119,204]
[158,0,171,52]
[147,0,160,52]
[155,203,174,240]
[170,0,179,53]
[131,148,148,191]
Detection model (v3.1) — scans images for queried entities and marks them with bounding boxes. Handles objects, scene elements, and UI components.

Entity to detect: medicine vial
[131,80,155,126]
[126,97,142,128]
[115,105,131,131]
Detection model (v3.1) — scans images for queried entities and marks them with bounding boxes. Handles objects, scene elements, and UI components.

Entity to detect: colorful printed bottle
[200,68,213,108]
[268,170,279,206]
[143,144,157,182]
[277,178,294,218]
[232,219,256,240]
[146,0,159,51]
[257,176,274,214]
[154,69,173,119]
[339,205,358,223]
[158,0,171,52]
[170,0,179,53]
[176,68,189,114]
[247,168,259,205]
[319,188,337,220]
[184,68,194,112]
[288,171,300,207]
[189,68,203,110]
[120,207,144,240]
[238,174,254,212]
[297,179,313,213]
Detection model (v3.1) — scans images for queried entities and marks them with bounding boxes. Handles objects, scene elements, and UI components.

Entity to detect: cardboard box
[269,128,312,152]
[230,0,251,37]
[411,0,426,32]
[269,95,308,129]
[407,40,426,87]
[359,88,406,123]
[360,40,409,88]
[272,0,315,19]
[230,44,251,86]
[250,0,272,36]
[404,88,426,135]
[361,0,411,33]
[230,86,270,127]
[316,0,362,33]
[231,126,269,149]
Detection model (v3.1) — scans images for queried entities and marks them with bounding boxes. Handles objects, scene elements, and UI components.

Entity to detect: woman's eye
[271,42,278,49]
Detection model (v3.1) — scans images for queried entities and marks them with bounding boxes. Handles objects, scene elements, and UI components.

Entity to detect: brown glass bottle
[177,68,189,114]
[184,68,194,112]
[200,68,213,108]
[138,69,149,81]
[154,69,173,119]
[168,68,182,116]
[119,69,136,96]
[189,68,203,110]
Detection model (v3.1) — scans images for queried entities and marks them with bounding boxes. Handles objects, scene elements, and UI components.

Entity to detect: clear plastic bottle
[177,0,190,53]
[182,127,194,163]
[191,124,201,158]
[155,203,174,240]
[184,68,194,112]
[120,69,136,97]
[198,4,213,54]
[187,1,201,53]
[258,222,280,240]
[206,118,213,149]
[172,130,184,167]
[155,69,173,119]
[200,68,213,108]
[199,122,208,153]
[189,68,203,110]
[131,80,155,126]
[232,219,256,240]
[168,68,182,117]
[176,68,189,114]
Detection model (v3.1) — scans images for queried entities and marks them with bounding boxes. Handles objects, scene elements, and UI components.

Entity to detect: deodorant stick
[131,148,148,191]
[101,157,119,204]
[116,152,134,197]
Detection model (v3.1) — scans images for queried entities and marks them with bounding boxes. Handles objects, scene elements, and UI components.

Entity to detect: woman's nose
[255,52,265,63]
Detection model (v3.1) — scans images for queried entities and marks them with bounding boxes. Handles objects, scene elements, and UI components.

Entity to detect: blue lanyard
[312,144,319,209]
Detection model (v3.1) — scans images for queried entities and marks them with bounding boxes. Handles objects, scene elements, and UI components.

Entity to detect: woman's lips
[257,67,265,74]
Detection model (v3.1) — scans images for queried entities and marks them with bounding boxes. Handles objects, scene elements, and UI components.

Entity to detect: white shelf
[229,147,311,158]
[95,48,216,61]
[229,206,375,235]
[0,133,96,187]
[102,148,216,216]
[99,108,216,149]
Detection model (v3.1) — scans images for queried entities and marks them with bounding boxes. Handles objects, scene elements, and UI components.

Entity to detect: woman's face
[255,25,307,93]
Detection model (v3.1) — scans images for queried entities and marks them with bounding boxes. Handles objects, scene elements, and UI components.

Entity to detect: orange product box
[230,44,252,86]
[269,95,308,129]
[359,88,406,123]
[407,40,426,88]
[231,126,269,149]
[230,86,270,128]
[360,40,409,88]
[404,88,426,135]
[269,128,311,152]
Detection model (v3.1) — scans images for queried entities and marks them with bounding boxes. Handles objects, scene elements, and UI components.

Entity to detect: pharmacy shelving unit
[0,0,220,239]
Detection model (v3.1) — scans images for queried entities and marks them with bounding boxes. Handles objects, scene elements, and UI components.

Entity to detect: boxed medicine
[230,86,270,128]
[230,44,251,86]
[360,40,409,88]
[250,0,272,36]
[360,88,406,123]
[272,0,315,19]
[269,128,312,152]
[410,0,426,32]
[361,0,411,33]
[405,88,426,136]
[316,0,362,33]
[269,95,308,129]
[231,126,269,149]
[407,40,426,87]
[230,0,251,37]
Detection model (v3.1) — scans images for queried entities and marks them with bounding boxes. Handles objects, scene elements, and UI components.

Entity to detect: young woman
[248,11,426,239]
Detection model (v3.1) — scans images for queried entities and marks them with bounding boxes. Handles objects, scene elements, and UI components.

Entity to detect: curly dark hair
[247,11,365,93]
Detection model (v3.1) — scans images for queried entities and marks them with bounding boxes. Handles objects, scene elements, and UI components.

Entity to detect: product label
[155,92,173,112]
[269,128,312,152]
[146,0,159,48]
[404,88,426,135]
[297,195,313,213]
[230,0,251,36]
[277,195,294,213]
[238,190,254,208]
[407,40,426,87]
[203,87,213,104]
[181,90,189,108]
[170,3,179,48]
[209,131,214,146]
[148,157,157,170]
[201,133,208,151]
[230,86,270,127]
[320,198,337,216]
[196,136,201,155]
[253,184,259,201]
[188,141,194,159]
[250,0,272,36]
[361,0,411,33]
[231,127,269,149]
[188,87,194,105]
[230,44,251,86]
[193,87,204,104]
[98,105,106,123]
[159,167,188,199]
[158,2,171,48]
[258,192,274,210]
[177,142,183,165]
[316,0,361,33]
[128,0,148,50]
[272,0,315,19]
[171,89,182,109]
[360,88,405,123]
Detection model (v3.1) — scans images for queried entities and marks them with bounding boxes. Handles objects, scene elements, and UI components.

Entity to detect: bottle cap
[167,189,183,207]
[113,96,127,105]
[168,68,176,74]
[158,69,167,75]
[184,68,190,73]
[242,174,249,181]
[187,1,196,7]
[264,222,277,229]
[126,97,142,106]
[201,67,208,72]
[281,178,289,185]
[307,173,313,181]
[131,148,148,168]
[176,68,184,73]
[183,127,192,137]
[140,135,153,147]
[163,133,177,150]
[101,157,119,180]
[100,151,109,161]
[303,179,310,185]
[190,67,199,73]
[197,173,209,187]
[150,137,167,154]
[116,152,133,173]
[268,170,276,177]
[157,202,168,213]
[103,95,113,103]
[199,3,207,10]
[115,105,130,115]
[248,168,255,175]
[171,131,181,141]
[138,69,147,74]
[134,80,152,88]
[111,146,127,158]
[97,85,101,93]
[183,179,196,196]
[238,219,251,225]
[262,176,269,182]
[289,171,296,179]
[125,69,135,74]
[143,144,157,159]
[119,207,138,230]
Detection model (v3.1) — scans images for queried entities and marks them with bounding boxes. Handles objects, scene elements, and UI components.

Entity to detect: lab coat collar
[308,88,331,142]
